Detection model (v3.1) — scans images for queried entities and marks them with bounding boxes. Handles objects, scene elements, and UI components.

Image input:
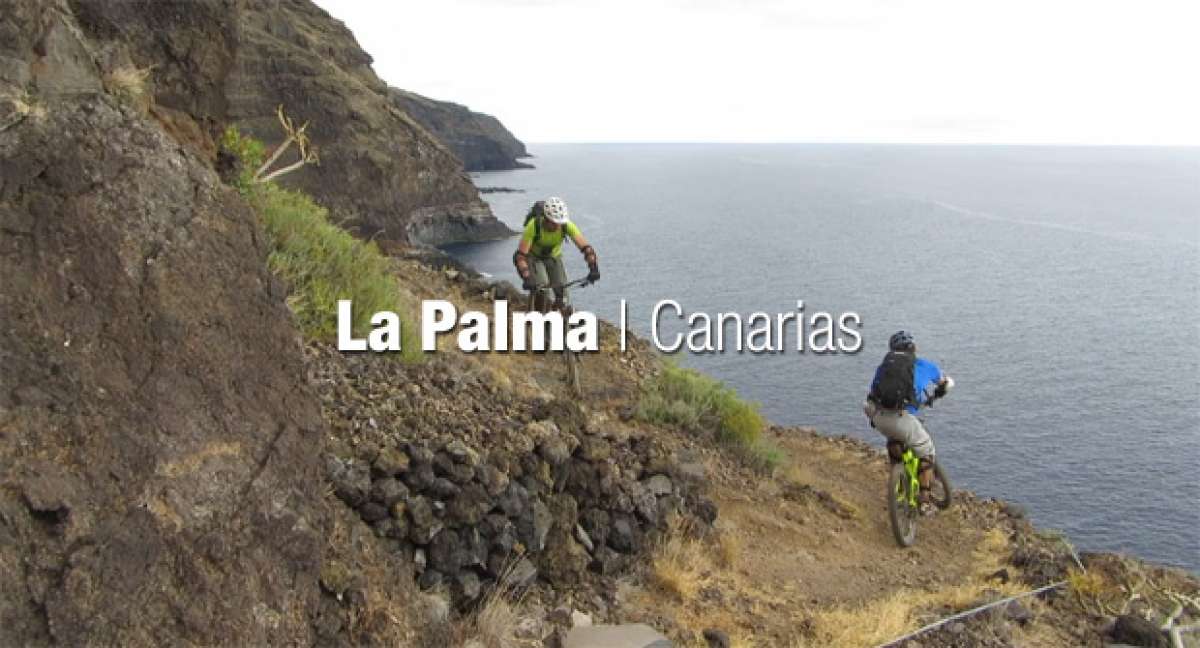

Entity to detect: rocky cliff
[389,88,532,171]
[63,0,514,245]
[0,4,330,643]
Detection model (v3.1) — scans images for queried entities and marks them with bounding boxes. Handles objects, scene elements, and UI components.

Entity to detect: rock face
[65,0,515,245]
[0,4,333,643]
[389,88,531,171]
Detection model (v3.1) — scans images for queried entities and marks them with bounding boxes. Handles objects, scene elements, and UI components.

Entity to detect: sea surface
[446,144,1200,572]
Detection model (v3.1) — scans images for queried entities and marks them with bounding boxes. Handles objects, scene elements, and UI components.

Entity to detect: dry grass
[474,348,544,399]
[784,462,815,485]
[652,524,706,600]
[717,530,741,570]
[449,556,533,648]
[635,520,761,646]
[103,64,153,108]
[347,579,414,645]
[11,96,46,120]
[155,441,242,478]
[471,593,521,648]
[317,494,423,645]
[0,93,47,131]
[1066,567,1119,614]
[1064,555,1185,618]
[798,529,1025,648]
[797,592,917,647]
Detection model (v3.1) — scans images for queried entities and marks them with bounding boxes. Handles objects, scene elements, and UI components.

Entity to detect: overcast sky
[313,0,1199,145]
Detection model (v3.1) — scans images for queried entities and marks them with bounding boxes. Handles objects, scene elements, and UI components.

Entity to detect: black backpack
[871,351,916,409]
[524,201,547,240]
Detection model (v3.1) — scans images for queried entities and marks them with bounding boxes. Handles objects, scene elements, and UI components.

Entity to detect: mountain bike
[886,439,952,547]
[527,277,592,397]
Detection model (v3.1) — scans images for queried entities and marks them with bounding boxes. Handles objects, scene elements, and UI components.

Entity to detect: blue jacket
[870,356,944,415]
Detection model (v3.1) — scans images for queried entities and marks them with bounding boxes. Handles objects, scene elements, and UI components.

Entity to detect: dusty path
[613,425,1021,646]
[742,429,992,606]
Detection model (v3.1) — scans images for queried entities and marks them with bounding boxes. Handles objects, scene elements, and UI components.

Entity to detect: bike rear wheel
[887,462,917,547]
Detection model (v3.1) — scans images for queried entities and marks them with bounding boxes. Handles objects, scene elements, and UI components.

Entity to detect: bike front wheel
[887,462,917,547]
[564,349,582,397]
[929,461,952,510]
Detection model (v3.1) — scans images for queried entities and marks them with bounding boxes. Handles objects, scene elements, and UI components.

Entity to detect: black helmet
[889,330,915,352]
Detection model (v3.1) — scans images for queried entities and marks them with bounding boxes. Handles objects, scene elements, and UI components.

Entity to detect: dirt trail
[734,429,991,607]
[613,424,1019,646]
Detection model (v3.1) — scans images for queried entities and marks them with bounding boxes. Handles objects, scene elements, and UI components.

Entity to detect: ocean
[446,144,1200,572]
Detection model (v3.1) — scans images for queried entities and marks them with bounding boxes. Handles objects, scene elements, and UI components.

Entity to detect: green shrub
[734,438,786,474]
[634,392,702,429]
[221,126,266,190]
[637,364,777,469]
[718,400,765,447]
[221,127,420,360]
[635,365,724,429]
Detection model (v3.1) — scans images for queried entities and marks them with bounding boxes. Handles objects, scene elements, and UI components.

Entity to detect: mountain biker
[864,331,954,506]
[512,197,599,311]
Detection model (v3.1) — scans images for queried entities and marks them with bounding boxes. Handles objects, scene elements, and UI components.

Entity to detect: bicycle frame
[901,448,921,508]
[528,277,592,313]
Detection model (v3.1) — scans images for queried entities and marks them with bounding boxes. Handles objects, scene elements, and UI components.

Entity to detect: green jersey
[522,219,580,258]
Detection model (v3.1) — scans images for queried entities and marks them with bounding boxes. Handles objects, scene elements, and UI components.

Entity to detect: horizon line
[521,140,1200,148]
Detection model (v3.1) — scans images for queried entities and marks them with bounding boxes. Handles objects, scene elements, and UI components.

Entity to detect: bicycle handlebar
[532,277,594,290]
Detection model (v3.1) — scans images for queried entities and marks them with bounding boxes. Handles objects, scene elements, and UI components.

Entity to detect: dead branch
[252,104,318,183]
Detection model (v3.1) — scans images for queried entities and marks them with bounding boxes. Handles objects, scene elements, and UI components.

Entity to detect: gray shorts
[531,255,569,306]
[867,402,935,459]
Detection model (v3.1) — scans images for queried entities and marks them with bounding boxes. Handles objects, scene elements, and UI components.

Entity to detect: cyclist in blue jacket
[864,330,954,503]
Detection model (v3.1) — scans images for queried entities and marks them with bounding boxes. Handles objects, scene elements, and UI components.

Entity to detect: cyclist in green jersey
[513,197,600,311]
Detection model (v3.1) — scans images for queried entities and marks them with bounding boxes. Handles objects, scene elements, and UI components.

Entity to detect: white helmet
[543,196,570,224]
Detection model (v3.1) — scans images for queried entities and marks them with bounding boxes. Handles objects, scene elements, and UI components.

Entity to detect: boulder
[369,477,409,508]
[327,456,371,507]
[563,624,671,648]
[608,517,637,553]
[703,628,730,648]
[373,447,411,477]
[407,496,442,544]
[427,529,466,574]
[1111,615,1168,648]
[642,475,674,497]
[448,483,491,526]
[453,571,482,602]
[359,502,388,524]
[578,437,612,462]
[502,558,539,589]
[477,463,511,497]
